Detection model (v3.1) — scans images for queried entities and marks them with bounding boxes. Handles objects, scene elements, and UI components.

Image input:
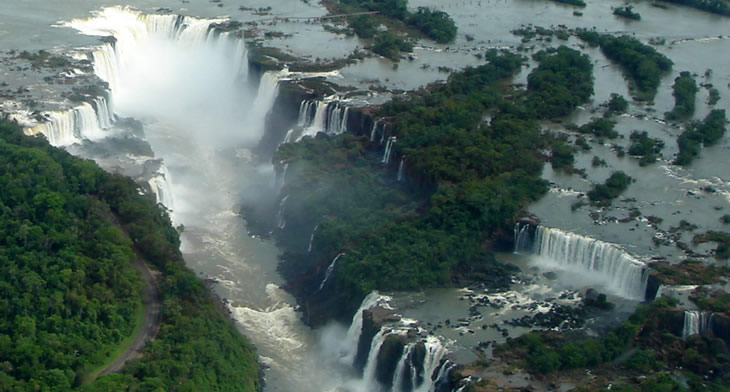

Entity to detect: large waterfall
[27,98,115,146]
[336,292,451,392]
[531,226,649,300]
[34,7,455,392]
[291,99,350,142]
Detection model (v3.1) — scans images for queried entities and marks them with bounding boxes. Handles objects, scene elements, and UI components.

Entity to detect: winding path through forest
[87,217,163,383]
[99,255,162,376]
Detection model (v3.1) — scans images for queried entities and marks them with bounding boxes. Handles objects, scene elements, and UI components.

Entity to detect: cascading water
[397,158,405,182]
[318,253,343,291]
[298,100,328,140]
[531,226,649,300]
[390,335,447,392]
[277,195,289,229]
[513,222,531,253]
[294,99,350,141]
[382,136,397,164]
[27,99,114,146]
[370,120,380,142]
[307,223,320,253]
[682,310,714,338]
[340,292,392,365]
[361,329,389,391]
[147,164,175,209]
[55,7,451,392]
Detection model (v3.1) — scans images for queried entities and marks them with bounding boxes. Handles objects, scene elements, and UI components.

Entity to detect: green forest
[0,118,260,392]
[675,109,727,165]
[274,47,598,318]
[330,0,457,61]
[495,296,730,391]
[666,71,699,121]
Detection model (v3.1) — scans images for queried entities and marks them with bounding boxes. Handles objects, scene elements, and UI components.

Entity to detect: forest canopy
[0,118,260,392]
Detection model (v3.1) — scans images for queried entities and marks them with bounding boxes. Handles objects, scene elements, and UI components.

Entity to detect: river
[1,1,728,391]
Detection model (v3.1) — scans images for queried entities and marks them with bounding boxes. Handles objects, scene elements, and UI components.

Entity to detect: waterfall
[389,336,447,392]
[397,158,405,182]
[276,162,289,191]
[340,292,391,365]
[66,7,275,146]
[416,336,447,392]
[682,310,714,339]
[361,329,388,392]
[307,223,320,253]
[382,136,397,164]
[295,100,350,141]
[27,101,113,146]
[392,344,415,392]
[370,120,379,142]
[248,70,284,138]
[297,100,316,127]
[276,195,289,229]
[68,7,239,94]
[326,104,349,135]
[93,96,115,129]
[513,222,531,253]
[318,253,344,291]
[338,107,350,135]
[531,226,649,300]
[298,101,328,140]
[430,361,458,392]
[147,164,175,209]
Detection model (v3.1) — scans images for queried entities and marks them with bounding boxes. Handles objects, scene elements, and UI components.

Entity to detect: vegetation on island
[274,50,552,319]
[613,6,642,20]
[596,35,673,101]
[607,93,629,114]
[666,71,699,121]
[526,46,594,118]
[693,230,730,259]
[660,0,730,16]
[549,0,587,6]
[495,296,730,391]
[328,0,457,61]
[628,130,665,165]
[587,171,633,205]
[549,134,577,170]
[573,117,619,139]
[674,109,727,165]
[0,118,260,392]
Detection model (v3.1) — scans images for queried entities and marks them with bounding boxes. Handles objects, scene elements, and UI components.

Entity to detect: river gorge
[2,0,729,391]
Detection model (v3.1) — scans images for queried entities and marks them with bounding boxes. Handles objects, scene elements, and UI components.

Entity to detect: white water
[147,164,175,209]
[382,136,397,164]
[370,120,380,142]
[277,195,289,229]
[532,226,649,300]
[318,253,344,291]
[361,329,389,392]
[682,310,714,339]
[295,99,350,141]
[397,158,405,182]
[27,99,114,146]
[340,292,392,365]
[513,222,531,253]
[52,7,449,392]
[307,223,320,253]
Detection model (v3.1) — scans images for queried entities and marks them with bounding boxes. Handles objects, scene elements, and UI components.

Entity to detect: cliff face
[255,80,311,156]
[713,314,730,348]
